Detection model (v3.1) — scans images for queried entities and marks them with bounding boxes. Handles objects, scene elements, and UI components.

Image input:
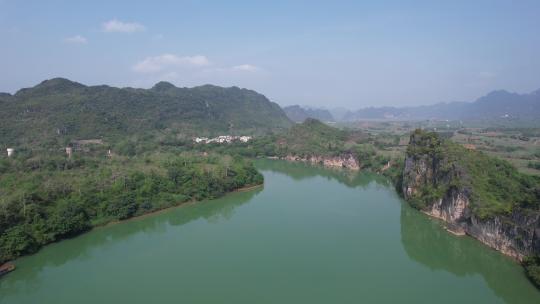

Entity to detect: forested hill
[0,78,292,147]
[283,105,335,122]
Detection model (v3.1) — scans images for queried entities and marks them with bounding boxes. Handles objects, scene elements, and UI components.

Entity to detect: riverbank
[0,263,15,278]
[402,129,540,287]
[99,183,264,228]
[233,183,264,192]
[1,181,264,268]
[279,154,360,170]
[0,152,264,266]
[3,160,538,303]
[268,155,360,171]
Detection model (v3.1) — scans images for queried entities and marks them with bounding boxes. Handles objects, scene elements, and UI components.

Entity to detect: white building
[194,135,252,144]
[194,137,209,143]
[66,147,73,158]
[6,148,14,157]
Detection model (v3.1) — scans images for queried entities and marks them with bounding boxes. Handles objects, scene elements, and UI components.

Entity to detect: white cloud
[102,19,145,33]
[132,54,211,73]
[231,64,259,72]
[64,35,87,44]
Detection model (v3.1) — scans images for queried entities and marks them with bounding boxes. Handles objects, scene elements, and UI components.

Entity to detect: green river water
[1,160,539,303]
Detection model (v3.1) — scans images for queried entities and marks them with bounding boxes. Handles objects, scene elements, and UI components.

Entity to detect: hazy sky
[1,0,539,108]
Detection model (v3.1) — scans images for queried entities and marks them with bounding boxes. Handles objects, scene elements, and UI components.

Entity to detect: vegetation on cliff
[275,119,404,182]
[405,129,540,218]
[272,118,352,157]
[405,129,540,287]
[523,256,540,288]
[0,151,262,264]
[192,118,403,178]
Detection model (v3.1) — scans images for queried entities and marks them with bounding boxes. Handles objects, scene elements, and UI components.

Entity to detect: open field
[339,120,540,176]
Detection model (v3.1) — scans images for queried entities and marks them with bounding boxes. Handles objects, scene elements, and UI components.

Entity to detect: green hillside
[405,130,540,218]
[0,151,262,264]
[275,118,350,156]
[0,78,292,147]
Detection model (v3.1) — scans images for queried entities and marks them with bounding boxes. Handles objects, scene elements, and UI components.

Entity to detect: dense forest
[0,150,262,264]
[0,78,292,147]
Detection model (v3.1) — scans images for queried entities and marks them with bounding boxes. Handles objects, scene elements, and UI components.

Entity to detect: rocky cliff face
[402,130,540,260]
[282,153,360,170]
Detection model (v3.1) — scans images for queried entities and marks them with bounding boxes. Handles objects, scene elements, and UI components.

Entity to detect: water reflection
[0,188,261,296]
[400,204,540,302]
[2,160,539,304]
[255,159,390,189]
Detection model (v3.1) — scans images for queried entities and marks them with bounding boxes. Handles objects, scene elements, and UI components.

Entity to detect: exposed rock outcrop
[402,130,540,261]
[282,153,360,170]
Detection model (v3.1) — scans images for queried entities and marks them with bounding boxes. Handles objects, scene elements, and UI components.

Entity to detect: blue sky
[1,0,539,108]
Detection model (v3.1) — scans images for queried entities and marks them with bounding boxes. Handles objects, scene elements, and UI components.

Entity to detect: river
[0,160,538,303]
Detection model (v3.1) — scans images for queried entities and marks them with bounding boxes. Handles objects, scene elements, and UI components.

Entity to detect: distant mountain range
[284,88,540,124]
[0,78,292,146]
[342,89,540,122]
[283,105,335,122]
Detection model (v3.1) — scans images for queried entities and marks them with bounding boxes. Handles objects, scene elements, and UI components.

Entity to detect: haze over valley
[284,88,540,124]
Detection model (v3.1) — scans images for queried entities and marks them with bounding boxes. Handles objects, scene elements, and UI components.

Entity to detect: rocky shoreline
[277,153,360,170]
[401,132,540,261]
[414,187,540,260]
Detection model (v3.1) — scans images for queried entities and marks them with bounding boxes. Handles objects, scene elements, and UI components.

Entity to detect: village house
[193,135,252,144]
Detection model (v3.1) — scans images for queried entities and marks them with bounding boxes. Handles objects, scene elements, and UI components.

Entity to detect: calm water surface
[1,160,539,304]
